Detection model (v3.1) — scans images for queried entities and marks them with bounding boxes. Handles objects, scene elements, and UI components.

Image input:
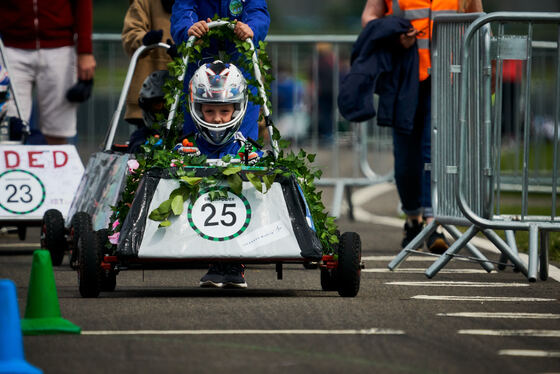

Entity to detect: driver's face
[201,103,234,124]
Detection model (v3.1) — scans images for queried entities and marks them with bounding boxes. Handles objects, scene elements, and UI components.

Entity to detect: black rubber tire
[17,225,26,241]
[78,230,101,298]
[69,212,92,269]
[320,268,337,291]
[96,229,117,292]
[41,209,67,266]
[337,232,361,297]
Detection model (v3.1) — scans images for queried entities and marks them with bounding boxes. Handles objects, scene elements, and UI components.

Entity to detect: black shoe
[200,263,225,288]
[401,219,424,249]
[426,230,449,254]
[223,263,247,288]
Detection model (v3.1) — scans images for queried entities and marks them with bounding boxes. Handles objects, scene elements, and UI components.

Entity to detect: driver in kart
[176,60,262,288]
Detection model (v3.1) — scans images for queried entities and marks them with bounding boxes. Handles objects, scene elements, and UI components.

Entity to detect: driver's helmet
[188,60,248,145]
[0,65,10,121]
[138,70,170,128]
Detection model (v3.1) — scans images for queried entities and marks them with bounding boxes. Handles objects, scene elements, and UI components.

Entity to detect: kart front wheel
[78,230,101,298]
[337,232,361,297]
[41,209,67,266]
[69,211,92,269]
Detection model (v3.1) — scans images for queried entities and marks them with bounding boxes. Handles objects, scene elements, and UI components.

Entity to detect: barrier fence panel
[74,34,393,218]
[390,12,560,282]
[457,12,560,281]
[389,13,498,276]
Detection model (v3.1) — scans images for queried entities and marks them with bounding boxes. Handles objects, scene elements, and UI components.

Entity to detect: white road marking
[0,243,41,248]
[438,312,560,319]
[413,295,555,302]
[459,329,560,337]
[81,328,406,336]
[366,268,491,274]
[363,255,452,262]
[387,281,528,287]
[498,349,560,358]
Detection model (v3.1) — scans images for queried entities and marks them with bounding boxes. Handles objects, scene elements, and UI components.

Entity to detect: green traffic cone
[20,250,81,335]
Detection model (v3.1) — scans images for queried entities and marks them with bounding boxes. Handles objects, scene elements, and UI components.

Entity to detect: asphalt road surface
[1,185,560,374]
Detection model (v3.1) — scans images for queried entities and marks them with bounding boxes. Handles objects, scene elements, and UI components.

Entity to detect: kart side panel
[116,169,322,260]
[66,151,130,230]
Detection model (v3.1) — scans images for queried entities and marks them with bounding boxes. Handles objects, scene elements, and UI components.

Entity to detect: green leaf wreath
[107,18,338,254]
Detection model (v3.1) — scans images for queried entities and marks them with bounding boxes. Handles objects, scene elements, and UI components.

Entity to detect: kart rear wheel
[69,212,92,269]
[41,209,67,266]
[78,230,101,298]
[96,229,116,292]
[337,232,361,297]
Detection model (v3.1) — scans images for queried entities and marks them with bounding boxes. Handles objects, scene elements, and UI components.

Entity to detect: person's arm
[170,0,200,43]
[242,0,270,45]
[121,0,150,57]
[361,0,386,28]
[73,0,96,80]
[462,0,483,13]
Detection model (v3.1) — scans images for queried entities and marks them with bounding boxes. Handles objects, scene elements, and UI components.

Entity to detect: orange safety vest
[384,0,459,81]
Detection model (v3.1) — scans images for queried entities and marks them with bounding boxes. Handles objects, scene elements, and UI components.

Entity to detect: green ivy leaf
[246,173,262,192]
[227,174,243,195]
[158,220,172,228]
[222,166,242,176]
[262,174,276,192]
[180,176,203,185]
[171,194,184,216]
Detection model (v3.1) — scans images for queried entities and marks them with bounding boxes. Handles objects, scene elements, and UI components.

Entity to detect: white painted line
[0,243,41,248]
[459,329,560,337]
[366,268,491,274]
[387,281,528,287]
[413,295,555,302]
[81,328,406,336]
[363,255,445,262]
[498,349,560,358]
[352,182,396,205]
[438,312,560,319]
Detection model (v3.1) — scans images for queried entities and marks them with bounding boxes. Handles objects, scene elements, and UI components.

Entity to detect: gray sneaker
[200,264,225,288]
[223,263,247,288]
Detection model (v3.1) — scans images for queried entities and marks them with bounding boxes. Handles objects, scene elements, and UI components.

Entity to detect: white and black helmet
[138,70,170,128]
[188,60,248,145]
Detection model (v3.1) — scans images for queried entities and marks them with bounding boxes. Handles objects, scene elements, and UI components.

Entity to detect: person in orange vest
[361,0,482,253]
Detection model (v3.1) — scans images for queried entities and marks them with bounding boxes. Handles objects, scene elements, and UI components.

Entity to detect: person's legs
[36,46,78,145]
[4,47,35,123]
[392,120,424,249]
[393,78,437,250]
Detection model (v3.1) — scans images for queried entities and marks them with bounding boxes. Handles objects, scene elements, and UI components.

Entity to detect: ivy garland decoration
[107,18,339,254]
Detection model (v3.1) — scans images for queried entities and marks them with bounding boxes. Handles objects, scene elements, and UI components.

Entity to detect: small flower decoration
[108,232,120,245]
[111,219,120,230]
[127,159,140,173]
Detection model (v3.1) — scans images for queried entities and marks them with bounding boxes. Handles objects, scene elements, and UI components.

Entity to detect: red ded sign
[0,145,84,220]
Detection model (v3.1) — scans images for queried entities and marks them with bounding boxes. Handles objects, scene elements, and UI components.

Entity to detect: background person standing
[122,0,175,127]
[0,0,96,145]
[360,0,483,253]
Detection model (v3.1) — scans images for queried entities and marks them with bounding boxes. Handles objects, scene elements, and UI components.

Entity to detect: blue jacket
[170,0,270,139]
[338,16,419,134]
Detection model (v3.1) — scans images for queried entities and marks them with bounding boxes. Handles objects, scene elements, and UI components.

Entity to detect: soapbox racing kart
[47,21,363,298]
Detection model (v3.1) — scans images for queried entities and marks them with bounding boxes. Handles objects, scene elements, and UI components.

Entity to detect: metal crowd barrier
[389,12,560,282]
[76,33,394,218]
